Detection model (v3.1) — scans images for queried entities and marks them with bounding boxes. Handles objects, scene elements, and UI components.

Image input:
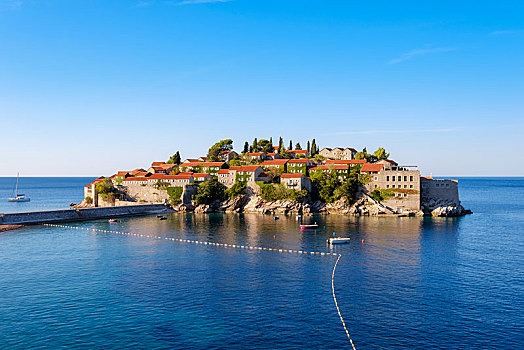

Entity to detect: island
[80,138,471,217]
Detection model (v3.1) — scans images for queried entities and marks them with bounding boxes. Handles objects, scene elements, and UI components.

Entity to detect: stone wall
[0,204,169,225]
[421,178,460,206]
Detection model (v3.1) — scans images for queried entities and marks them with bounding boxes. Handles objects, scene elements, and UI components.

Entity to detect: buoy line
[332,254,357,349]
[43,223,339,257]
[44,222,357,347]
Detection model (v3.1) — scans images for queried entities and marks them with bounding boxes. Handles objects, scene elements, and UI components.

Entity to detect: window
[404,176,407,181]
[374,184,378,188]
[392,176,395,181]
[374,176,378,181]
[386,185,389,188]
[410,185,413,188]
[404,185,407,188]
[436,184,439,188]
[404,193,407,197]
[410,176,413,181]
[392,185,395,188]
[446,184,450,188]
[386,176,390,181]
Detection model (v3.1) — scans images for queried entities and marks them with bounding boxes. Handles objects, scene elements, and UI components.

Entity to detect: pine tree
[295,142,302,150]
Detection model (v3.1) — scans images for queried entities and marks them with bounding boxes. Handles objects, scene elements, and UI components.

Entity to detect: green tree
[289,140,293,150]
[278,137,284,150]
[355,147,371,161]
[95,178,117,202]
[258,139,272,153]
[167,187,183,205]
[167,151,181,165]
[311,139,317,156]
[310,170,341,203]
[226,181,247,199]
[252,138,258,152]
[333,171,359,203]
[207,139,233,161]
[373,147,390,160]
[307,141,310,154]
[243,141,249,154]
[194,178,227,205]
[295,142,302,150]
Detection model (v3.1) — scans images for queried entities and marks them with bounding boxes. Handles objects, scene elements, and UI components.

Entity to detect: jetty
[0,204,170,226]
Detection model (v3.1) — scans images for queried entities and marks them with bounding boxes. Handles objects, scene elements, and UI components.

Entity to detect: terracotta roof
[230,165,261,172]
[361,163,384,172]
[261,159,289,166]
[151,162,165,166]
[248,152,264,156]
[310,165,349,170]
[281,173,304,178]
[134,171,150,177]
[116,171,130,176]
[184,159,199,163]
[288,159,308,163]
[286,150,307,154]
[180,162,225,167]
[273,146,279,150]
[222,151,236,155]
[123,177,149,182]
[325,159,366,165]
[157,163,175,169]
[218,169,230,174]
[84,178,104,187]
[152,167,165,171]
[130,168,146,175]
[191,173,210,178]
[148,173,193,180]
[267,152,277,156]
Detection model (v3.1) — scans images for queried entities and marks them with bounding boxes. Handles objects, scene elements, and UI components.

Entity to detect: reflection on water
[1,177,523,349]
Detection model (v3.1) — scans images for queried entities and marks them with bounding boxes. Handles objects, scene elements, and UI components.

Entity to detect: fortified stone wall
[0,204,169,225]
[420,178,460,207]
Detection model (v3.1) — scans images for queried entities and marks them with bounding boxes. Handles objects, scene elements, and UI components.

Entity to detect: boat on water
[108,219,118,223]
[300,224,318,230]
[8,173,30,202]
[327,237,350,244]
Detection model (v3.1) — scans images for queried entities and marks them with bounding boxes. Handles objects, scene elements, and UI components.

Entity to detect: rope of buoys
[332,254,357,349]
[42,223,338,257]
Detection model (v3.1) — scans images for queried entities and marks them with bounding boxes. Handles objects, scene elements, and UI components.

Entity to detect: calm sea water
[0,177,523,349]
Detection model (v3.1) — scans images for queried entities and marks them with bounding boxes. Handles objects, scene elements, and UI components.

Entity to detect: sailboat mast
[15,172,19,196]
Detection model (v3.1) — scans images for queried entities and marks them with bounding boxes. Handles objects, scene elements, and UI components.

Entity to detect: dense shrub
[226,181,246,199]
[194,179,227,205]
[85,196,93,204]
[167,186,183,205]
[258,183,308,201]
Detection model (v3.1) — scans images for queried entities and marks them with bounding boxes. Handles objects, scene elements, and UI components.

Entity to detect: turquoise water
[0,178,523,349]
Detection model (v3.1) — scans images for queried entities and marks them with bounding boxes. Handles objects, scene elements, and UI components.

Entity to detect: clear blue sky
[1,0,523,177]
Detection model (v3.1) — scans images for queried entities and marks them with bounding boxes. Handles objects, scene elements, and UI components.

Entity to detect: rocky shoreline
[0,224,24,233]
[171,193,471,217]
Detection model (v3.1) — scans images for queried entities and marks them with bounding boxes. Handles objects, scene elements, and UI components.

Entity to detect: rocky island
[80,138,470,217]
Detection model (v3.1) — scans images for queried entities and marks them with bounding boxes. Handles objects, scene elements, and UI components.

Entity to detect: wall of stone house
[363,169,421,212]
[119,184,172,204]
[420,178,460,207]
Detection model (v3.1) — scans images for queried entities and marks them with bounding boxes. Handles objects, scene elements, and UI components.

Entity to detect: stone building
[360,162,421,213]
[286,159,311,175]
[420,177,460,208]
[280,173,312,192]
[319,147,357,160]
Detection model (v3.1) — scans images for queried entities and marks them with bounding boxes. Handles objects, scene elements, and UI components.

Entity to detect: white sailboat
[8,173,30,202]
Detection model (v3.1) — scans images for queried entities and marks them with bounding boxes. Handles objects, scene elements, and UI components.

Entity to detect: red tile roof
[288,159,308,163]
[180,162,225,167]
[281,173,304,178]
[134,172,150,177]
[148,173,193,180]
[325,159,366,165]
[218,169,230,174]
[261,159,289,166]
[310,165,349,170]
[248,152,264,156]
[361,163,384,172]
[123,177,149,182]
[266,152,278,156]
[84,178,104,187]
[191,173,210,178]
[230,165,261,172]
[116,171,130,176]
[184,159,200,163]
[286,149,308,154]
[151,162,165,166]
[273,146,279,150]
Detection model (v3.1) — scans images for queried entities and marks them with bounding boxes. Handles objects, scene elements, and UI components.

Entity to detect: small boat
[8,173,30,202]
[300,224,318,230]
[108,219,118,223]
[328,237,350,244]
[159,216,167,220]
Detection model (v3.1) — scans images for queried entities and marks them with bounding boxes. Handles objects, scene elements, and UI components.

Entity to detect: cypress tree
[252,138,258,152]
[307,141,310,154]
[311,139,317,156]
[289,140,293,150]
[243,141,249,154]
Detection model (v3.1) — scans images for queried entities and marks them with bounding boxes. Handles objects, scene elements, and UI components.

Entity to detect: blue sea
[0,177,523,349]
